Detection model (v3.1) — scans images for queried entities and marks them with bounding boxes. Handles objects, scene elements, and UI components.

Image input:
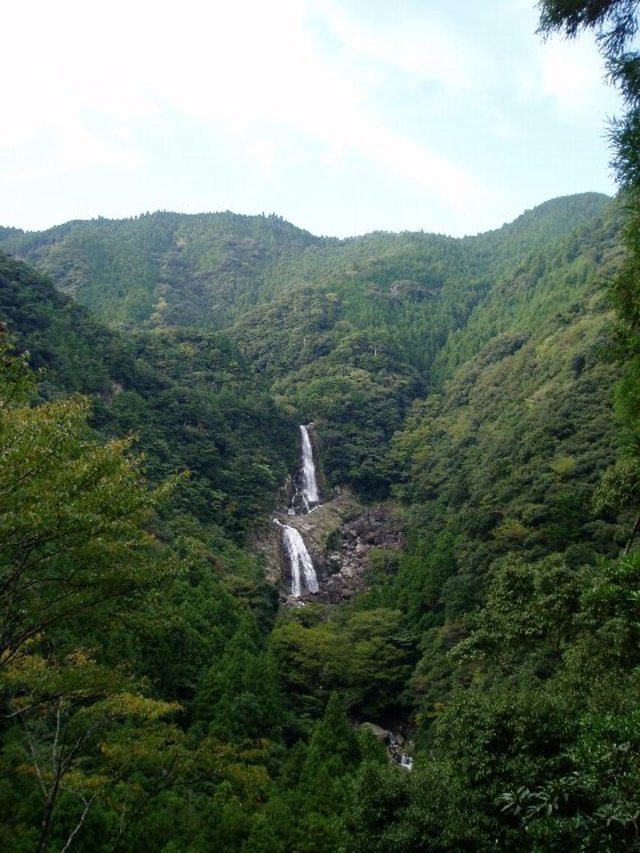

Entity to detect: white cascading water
[274,519,319,596]
[389,732,414,771]
[299,425,319,511]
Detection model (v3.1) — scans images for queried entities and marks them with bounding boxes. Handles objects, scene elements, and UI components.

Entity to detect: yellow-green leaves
[0,379,176,667]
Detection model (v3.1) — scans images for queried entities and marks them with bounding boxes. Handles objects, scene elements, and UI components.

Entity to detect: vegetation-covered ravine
[3,4,640,846]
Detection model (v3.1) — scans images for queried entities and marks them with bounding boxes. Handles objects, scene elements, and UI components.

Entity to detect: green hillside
[0,193,609,338]
[0,251,295,536]
[1,189,639,852]
[0,212,323,329]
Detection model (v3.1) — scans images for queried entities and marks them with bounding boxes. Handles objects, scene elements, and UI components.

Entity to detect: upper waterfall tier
[299,424,319,512]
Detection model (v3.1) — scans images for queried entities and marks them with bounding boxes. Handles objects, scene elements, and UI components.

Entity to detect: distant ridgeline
[0,192,623,551]
[0,192,636,851]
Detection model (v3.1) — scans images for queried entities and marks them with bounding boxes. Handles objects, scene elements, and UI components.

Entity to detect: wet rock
[359,722,392,742]
[253,487,405,605]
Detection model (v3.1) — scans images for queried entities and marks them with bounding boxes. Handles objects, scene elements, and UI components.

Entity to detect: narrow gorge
[270,423,404,605]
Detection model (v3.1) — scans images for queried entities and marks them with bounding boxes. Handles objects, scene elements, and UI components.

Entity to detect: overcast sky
[0,0,622,238]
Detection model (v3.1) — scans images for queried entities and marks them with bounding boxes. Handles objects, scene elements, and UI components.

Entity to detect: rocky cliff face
[252,488,404,605]
[322,503,405,603]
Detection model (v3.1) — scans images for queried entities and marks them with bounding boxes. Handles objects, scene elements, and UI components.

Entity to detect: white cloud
[243,137,277,176]
[0,0,486,216]
[367,127,487,213]
[314,0,490,94]
[1,0,617,235]
[540,39,610,122]
[513,27,618,127]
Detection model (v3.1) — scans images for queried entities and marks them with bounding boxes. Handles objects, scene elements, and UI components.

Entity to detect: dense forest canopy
[1,2,640,850]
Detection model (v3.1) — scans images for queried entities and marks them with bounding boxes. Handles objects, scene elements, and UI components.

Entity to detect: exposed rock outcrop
[252,489,404,604]
[323,504,404,603]
[358,722,414,770]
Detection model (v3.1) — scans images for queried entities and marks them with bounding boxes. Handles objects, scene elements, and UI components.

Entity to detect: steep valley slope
[0,192,635,852]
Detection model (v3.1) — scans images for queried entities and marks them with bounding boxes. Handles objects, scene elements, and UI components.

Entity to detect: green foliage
[0,252,295,536]
[0,251,134,397]
[194,611,284,743]
[0,212,323,331]
[380,210,624,635]
[0,364,176,668]
[0,195,614,499]
[455,555,584,668]
[0,349,189,852]
[270,606,415,719]
[101,328,295,534]
[539,2,640,537]
[0,186,635,851]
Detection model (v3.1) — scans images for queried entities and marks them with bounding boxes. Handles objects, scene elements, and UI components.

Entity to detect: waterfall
[275,424,322,598]
[299,425,319,512]
[274,519,319,597]
[388,731,414,771]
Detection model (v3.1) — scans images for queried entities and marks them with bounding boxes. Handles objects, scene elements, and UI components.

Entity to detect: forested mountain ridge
[1,212,323,328]
[0,193,621,509]
[0,192,610,335]
[1,189,639,851]
[0,251,296,536]
[466,191,611,259]
[227,193,623,498]
[0,211,325,330]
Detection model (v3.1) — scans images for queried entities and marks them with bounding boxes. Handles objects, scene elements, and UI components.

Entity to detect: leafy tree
[0,345,194,850]
[1,652,181,853]
[194,611,284,743]
[270,607,415,719]
[539,1,640,538]
[0,351,176,669]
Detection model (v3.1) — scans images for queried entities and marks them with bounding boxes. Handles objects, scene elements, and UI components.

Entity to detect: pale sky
[0,0,622,238]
